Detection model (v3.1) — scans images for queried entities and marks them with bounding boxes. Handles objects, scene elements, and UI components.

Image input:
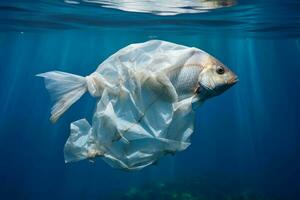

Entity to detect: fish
[165,49,238,101]
[37,40,237,170]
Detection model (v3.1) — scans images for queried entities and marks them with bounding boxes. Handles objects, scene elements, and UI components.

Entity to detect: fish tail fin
[36,71,87,123]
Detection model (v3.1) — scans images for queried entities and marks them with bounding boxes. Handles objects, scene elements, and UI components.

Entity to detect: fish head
[196,53,238,99]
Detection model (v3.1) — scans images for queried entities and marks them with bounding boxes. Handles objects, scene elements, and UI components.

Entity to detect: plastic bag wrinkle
[42,40,207,170]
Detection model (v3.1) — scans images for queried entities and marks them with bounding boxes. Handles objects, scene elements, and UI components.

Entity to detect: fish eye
[216,66,225,75]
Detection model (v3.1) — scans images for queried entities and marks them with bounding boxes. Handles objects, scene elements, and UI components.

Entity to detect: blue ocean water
[0,0,299,199]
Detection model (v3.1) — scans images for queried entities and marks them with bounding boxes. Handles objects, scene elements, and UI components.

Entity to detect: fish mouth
[228,76,239,85]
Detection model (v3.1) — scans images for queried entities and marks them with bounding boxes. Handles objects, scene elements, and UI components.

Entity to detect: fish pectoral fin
[144,72,178,102]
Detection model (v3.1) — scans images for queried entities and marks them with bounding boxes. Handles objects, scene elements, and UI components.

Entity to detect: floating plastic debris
[37,40,237,170]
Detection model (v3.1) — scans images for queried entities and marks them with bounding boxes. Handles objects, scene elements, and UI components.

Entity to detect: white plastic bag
[38,40,237,170]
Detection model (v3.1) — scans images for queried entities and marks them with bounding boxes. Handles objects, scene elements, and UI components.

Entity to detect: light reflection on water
[64,0,236,15]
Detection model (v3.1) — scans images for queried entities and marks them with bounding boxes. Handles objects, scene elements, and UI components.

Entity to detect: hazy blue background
[0,0,299,199]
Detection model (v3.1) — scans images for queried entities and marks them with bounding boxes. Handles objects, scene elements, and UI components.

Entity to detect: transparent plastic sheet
[38,40,233,170]
[64,82,196,170]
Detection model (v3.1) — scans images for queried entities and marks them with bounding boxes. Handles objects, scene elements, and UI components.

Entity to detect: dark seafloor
[0,0,299,200]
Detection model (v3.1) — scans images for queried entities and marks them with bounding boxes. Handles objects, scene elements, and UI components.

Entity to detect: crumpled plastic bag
[64,86,195,170]
[37,40,237,170]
